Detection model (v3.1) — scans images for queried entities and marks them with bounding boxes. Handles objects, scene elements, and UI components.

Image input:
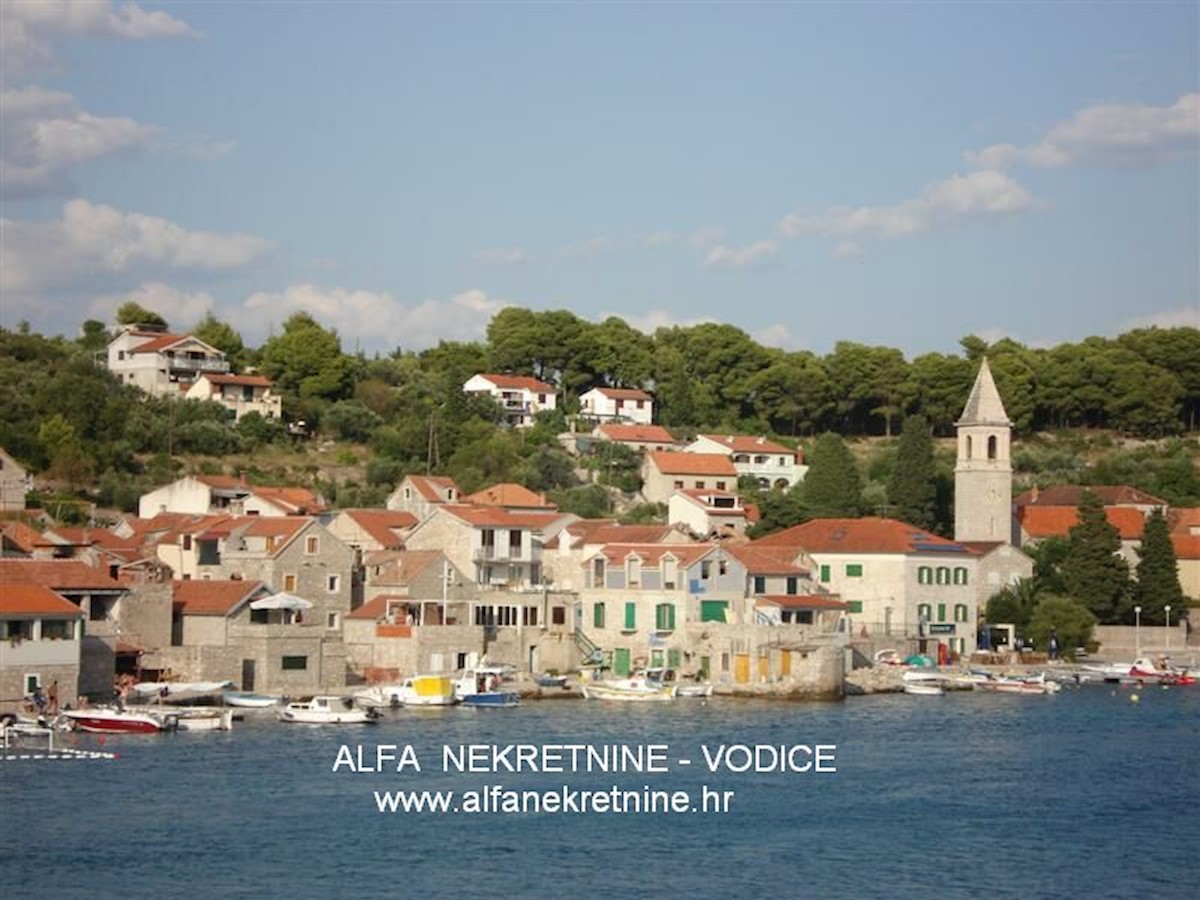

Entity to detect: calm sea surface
[3,685,1197,899]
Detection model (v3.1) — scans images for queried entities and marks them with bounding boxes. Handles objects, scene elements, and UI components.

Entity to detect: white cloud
[474,246,528,266]
[601,308,718,335]
[779,169,1036,241]
[0,86,159,196]
[703,239,779,268]
[89,281,216,325]
[1,199,271,294]
[1119,305,1200,332]
[967,93,1199,169]
[831,241,865,260]
[238,285,508,348]
[752,323,807,350]
[2,1,198,76]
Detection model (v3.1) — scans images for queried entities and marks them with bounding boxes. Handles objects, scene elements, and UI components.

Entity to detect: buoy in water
[1130,693,1140,703]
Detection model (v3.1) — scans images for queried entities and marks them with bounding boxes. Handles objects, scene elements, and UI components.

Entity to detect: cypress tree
[801,432,862,517]
[888,414,937,530]
[1132,508,1185,625]
[1060,491,1130,623]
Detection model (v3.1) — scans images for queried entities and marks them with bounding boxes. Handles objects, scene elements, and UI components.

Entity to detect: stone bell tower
[954,358,1013,543]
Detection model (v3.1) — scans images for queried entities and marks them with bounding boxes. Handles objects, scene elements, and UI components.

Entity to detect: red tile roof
[754,517,971,555]
[368,551,444,586]
[464,483,556,509]
[196,475,246,491]
[648,451,738,477]
[173,579,265,616]
[1171,535,1200,560]
[675,489,746,514]
[340,509,417,549]
[474,373,556,393]
[0,559,123,590]
[0,520,42,553]
[129,332,192,353]
[440,506,565,529]
[347,595,410,620]
[726,544,809,575]
[407,475,460,502]
[757,595,848,610]
[596,424,678,444]
[1015,485,1166,508]
[0,583,83,617]
[1019,506,1146,541]
[591,387,653,401]
[250,486,326,514]
[1168,507,1200,534]
[590,542,717,566]
[699,434,796,457]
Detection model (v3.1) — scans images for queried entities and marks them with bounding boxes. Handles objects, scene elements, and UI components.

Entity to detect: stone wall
[1092,622,1193,662]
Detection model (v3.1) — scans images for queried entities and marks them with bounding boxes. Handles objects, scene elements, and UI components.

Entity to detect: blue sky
[2,1,1197,357]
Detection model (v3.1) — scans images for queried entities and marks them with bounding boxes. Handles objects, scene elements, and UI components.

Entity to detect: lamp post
[1165,605,1172,653]
[1134,605,1142,656]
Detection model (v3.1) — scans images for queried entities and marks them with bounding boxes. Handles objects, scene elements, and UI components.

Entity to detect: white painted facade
[463,374,557,428]
[685,434,806,489]
[106,327,229,397]
[579,387,653,425]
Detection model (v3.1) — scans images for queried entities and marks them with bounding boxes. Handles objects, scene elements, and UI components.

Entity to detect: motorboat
[903,683,945,696]
[974,672,1061,695]
[582,671,676,702]
[535,673,569,689]
[278,696,380,724]
[171,708,235,731]
[222,691,282,709]
[355,674,458,708]
[61,707,170,734]
[455,667,520,708]
[1085,657,1195,685]
[675,681,714,698]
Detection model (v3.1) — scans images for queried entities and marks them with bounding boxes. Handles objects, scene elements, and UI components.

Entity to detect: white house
[186,373,282,421]
[685,434,806,489]
[579,387,654,425]
[668,489,750,538]
[106,325,229,396]
[138,475,325,519]
[463,373,557,428]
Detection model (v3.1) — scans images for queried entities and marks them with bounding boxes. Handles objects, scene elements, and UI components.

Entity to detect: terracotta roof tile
[407,475,460,502]
[596,424,678,444]
[1015,485,1166,508]
[173,579,265,616]
[0,559,123,590]
[0,583,82,616]
[757,594,848,610]
[699,434,797,456]
[347,595,409,620]
[1019,506,1146,541]
[464,483,556,509]
[726,544,808,575]
[591,387,653,401]
[199,374,273,387]
[754,517,972,555]
[473,373,556,393]
[1170,535,1200,559]
[368,551,444,586]
[440,505,565,529]
[590,542,717,567]
[340,509,417,549]
[250,486,326,514]
[648,451,738,477]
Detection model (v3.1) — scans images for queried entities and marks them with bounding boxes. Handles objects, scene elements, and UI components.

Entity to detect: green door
[667,649,682,669]
[614,648,631,676]
[700,600,728,623]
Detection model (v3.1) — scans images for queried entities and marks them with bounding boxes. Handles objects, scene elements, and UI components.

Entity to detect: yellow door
[734,654,750,684]
[780,650,791,678]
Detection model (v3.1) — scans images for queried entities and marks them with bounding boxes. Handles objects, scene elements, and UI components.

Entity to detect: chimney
[757,436,765,445]
[1031,485,1039,503]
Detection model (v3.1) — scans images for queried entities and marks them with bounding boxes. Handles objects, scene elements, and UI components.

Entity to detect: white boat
[975,672,1061,695]
[675,682,713,698]
[222,691,281,709]
[582,671,677,702]
[355,674,458,708]
[129,681,235,704]
[455,667,520,708]
[61,707,169,734]
[903,683,945,696]
[170,708,235,731]
[278,696,381,724]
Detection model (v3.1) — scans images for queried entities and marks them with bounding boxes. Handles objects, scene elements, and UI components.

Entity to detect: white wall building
[463,373,557,428]
[186,374,282,421]
[579,387,654,425]
[685,434,806,489]
[106,326,229,397]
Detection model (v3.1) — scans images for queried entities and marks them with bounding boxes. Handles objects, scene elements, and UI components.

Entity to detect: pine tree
[888,414,937,530]
[801,433,862,517]
[1060,491,1130,623]
[1132,508,1185,625]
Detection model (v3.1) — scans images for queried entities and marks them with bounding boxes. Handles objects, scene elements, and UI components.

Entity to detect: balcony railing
[166,356,230,373]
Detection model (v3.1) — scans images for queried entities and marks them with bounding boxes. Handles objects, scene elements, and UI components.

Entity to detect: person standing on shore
[1049,629,1060,661]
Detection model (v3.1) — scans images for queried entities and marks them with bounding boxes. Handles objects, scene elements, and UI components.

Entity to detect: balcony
[473,546,537,563]
[165,356,230,374]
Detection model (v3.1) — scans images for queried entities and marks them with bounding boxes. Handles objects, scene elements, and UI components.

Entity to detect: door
[241,659,256,691]
[734,654,750,684]
[780,650,792,678]
[614,648,631,676]
[529,646,539,674]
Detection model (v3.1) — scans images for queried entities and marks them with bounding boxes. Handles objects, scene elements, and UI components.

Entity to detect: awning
[250,592,314,611]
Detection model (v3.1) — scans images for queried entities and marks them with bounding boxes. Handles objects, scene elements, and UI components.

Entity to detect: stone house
[543,521,691,592]
[385,475,461,519]
[641,451,738,505]
[0,583,83,714]
[591,423,681,455]
[668,488,750,538]
[326,509,418,554]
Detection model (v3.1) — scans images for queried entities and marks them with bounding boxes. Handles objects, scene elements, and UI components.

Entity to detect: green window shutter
[820,565,830,582]
[937,603,947,622]
[753,575,765,594]
[593,602,605,629]
[700,600,728,623]
[655,603,676,631]
[667,648,681,669]
[651,649,664,668]
[848,600,863,614]
[846,564,863,577]
[918,603,931,620]
[955,567,968,585]
[955,604,968,623]
[624,602,636,630]
[918,566,931,584]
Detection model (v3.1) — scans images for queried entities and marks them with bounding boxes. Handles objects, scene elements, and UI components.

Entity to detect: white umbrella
[250,592,314,611]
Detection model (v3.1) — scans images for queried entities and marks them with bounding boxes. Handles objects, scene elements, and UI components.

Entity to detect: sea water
[2,685,1196,899]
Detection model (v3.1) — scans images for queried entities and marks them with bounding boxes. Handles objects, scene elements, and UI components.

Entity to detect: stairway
[573,627,607,667]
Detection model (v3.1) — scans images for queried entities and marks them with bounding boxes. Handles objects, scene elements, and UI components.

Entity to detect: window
[250,608,269,624]
[936,567,950,585]
[7,621,33,641]
[182,535,192,551]
[918,566,932,585]
[552,606,566,625]
[954,604,969,623]
[987,435,997,460]
[89,598,109,622]
[509,529,522,552]
[701,561,712,580]
[283,574,297,592]
[522,607,539,626]
[655,603,676,631]
[753,575,766,594]
[819,565,830,582]
[637,400,645,409]
[937,603,947,622]
[695,481,704,489]
[954,567,968,585]
[42,620,71,640]
[281,655,307,671]
[674,480,685,490]
[918,603,932,621]
[718,560,728,576]
[845,564,863,577]
[538,393,547,404]
[716,481,726,490]
[305,536,319,555]
[327,612,339,629]
[624,602,636,630]
[327,574,340,593]
[848,601,863,614]
[786,576,798,595]
[592,558,605,587]
[627,557,641,587]
[593,603,605,628]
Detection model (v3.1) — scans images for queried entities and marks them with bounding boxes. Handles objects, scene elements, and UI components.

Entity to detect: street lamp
[1134,605,1142,656]
[1165,605,1172,653]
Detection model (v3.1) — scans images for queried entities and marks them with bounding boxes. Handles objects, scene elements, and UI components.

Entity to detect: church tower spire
[954,358,1013,543]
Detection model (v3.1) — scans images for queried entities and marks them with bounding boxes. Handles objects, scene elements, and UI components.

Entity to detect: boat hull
[461,691,521,708]
[222,692,280,708]
[903,684,945,696]
[676,683,713,698]
[62,710,163,734]
[582,683,676,702]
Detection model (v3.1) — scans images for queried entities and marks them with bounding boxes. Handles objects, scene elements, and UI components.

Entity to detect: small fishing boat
[455,667,520,708]
[278,696,380,724]
[903,683,945,696]
[535,673,569,689]
[172,708,235,731]
[61,707,169,734]
[222,691,281,709]
[974,672,1061,695]
[582,671,676,702]
[675,681,713,698]
[355,674,458,708]
[129,681,235,704]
